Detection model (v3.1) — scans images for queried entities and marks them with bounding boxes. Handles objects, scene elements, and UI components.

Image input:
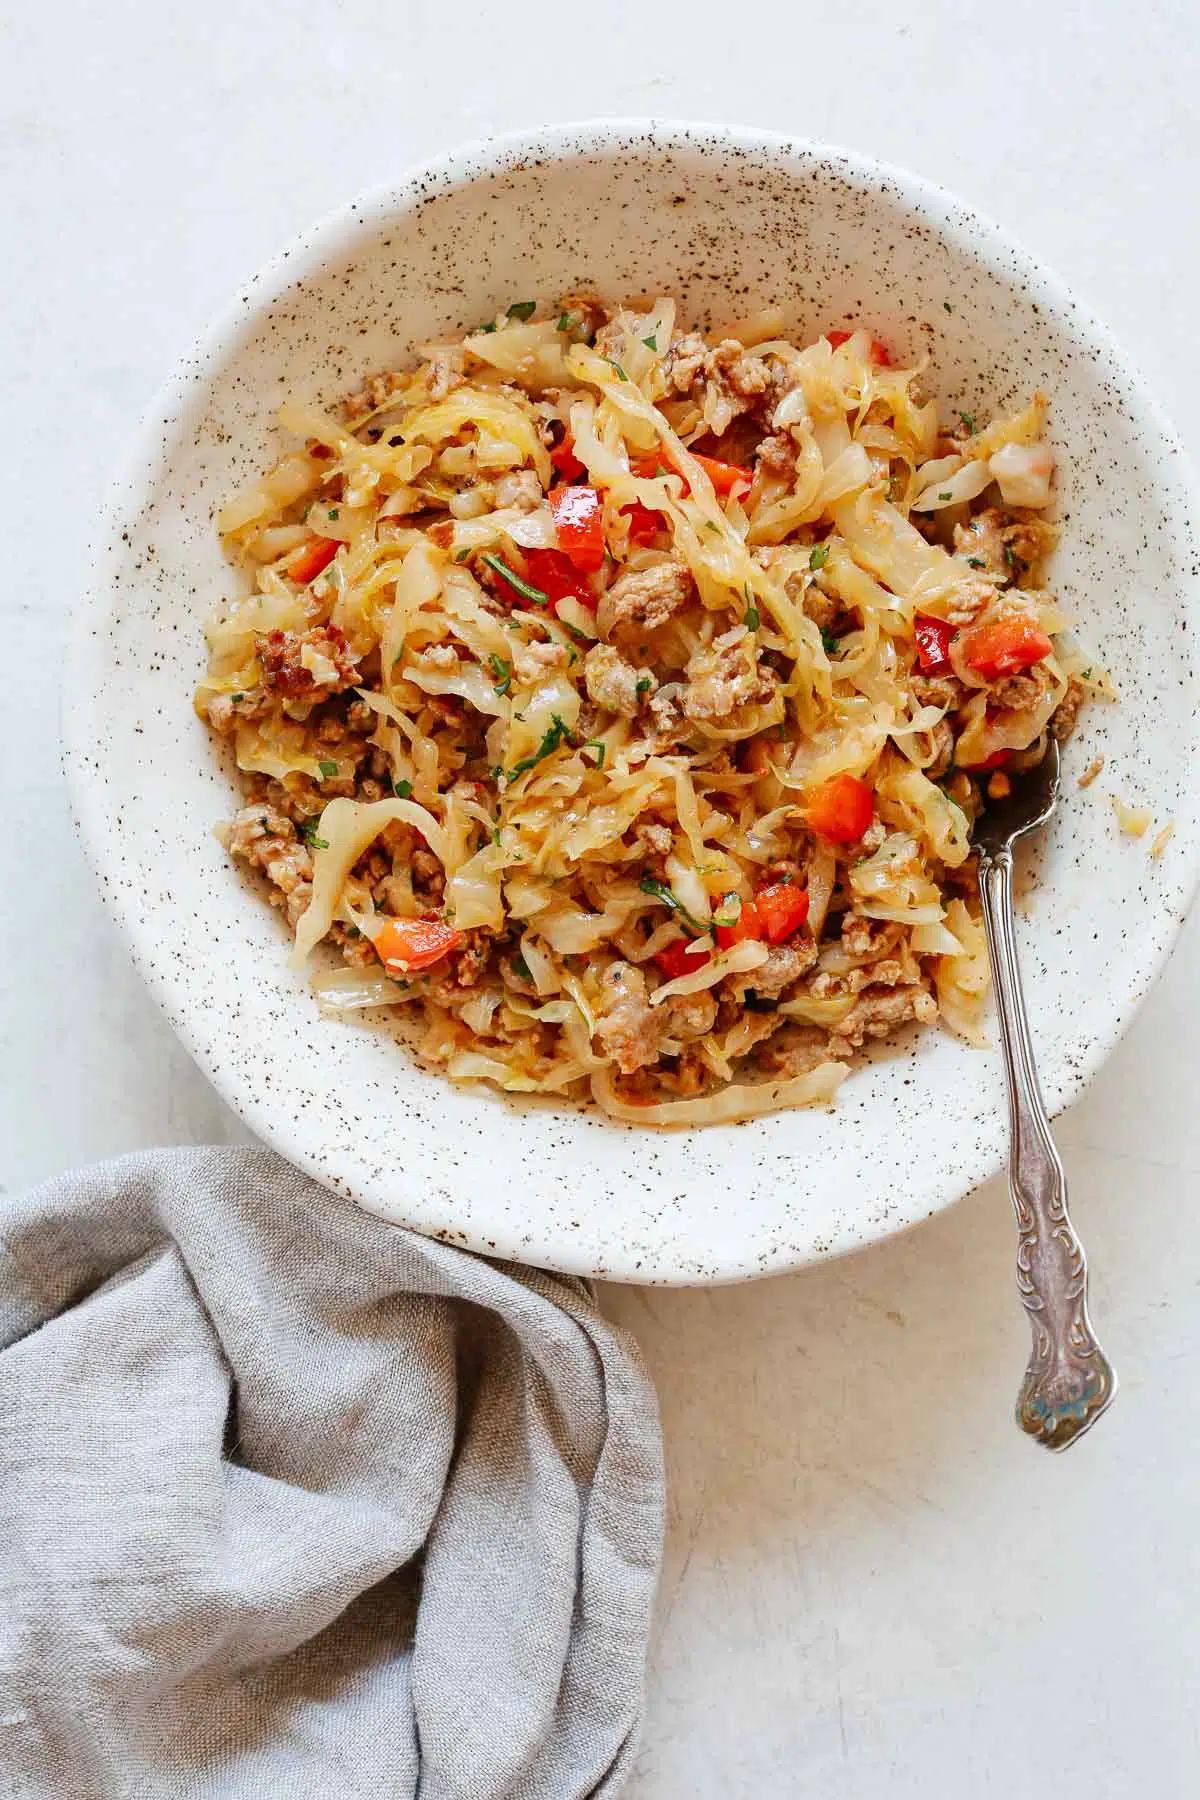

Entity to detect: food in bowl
[195,296,1101,1124]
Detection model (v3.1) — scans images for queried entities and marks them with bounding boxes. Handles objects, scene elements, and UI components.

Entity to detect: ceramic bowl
[63,122,1200,1282]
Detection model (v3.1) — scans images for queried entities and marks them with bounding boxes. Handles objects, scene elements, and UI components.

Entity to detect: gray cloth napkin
[0,1146,664,1800]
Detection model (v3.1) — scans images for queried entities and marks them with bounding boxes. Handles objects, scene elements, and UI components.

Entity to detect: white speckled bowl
[64,122,1200,1282]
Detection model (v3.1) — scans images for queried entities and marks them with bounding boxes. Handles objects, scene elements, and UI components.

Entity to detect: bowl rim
[62,118,1200,1282]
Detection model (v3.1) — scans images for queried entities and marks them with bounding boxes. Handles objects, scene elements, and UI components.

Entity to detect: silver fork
[972,737,1117,1450]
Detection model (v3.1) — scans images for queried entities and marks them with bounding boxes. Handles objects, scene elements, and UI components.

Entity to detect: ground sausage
[828,983,938,1052]
[259,625,359,699]
[597,560,696,641]
[593,961,662,1074]
[584,643,655,717]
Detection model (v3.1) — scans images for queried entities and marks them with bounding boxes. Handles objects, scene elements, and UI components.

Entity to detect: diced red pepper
[914,614,957,675]
[521,548,598,613]
[374,916,462,973]
[959,616,1054,682]
[825,328,893,367]
[550,484,606,572]
[686,451,753,498]
[655,937,712,982]
[804,773,875,844]
[714,894,763,950]
[549,435,586,482]
[632,449,751,499]
[287,535,340,585]
[755,882,811,944]
[960,748,1013,772]
[621,500,662,544]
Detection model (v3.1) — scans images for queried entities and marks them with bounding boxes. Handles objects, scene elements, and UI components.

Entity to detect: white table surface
[7,2,1200,1792]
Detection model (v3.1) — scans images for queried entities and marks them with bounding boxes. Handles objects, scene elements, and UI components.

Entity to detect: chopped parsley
[642,333,658,350]
[507,300,537,322]
[513,952,532,980]
[298,820,329,850]
[230,693,245,704]
[480,552,549,607]
[454,546,472,563]
[809,542,829,571]
[504,714,572,781]
[556,311,573,332]
[605,358,629,381]
[392,778,413,799]
[488,652,512,695]
[943,301,953,313]
[318,759,338,778]
[474,319,498,334]
[492,826,502,846]
[637,876,708,937]
[938,490,952,501]
[582,738,607,768]
[328,508,339,520]
[636,676,652,698]
[744,605,760,631]
[966,556,985,569]
[959,411,976,433]
[821,627,840,657]
[1004,543,1018,570]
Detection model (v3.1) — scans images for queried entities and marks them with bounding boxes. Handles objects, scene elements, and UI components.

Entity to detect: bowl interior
[65,126,1200,1281]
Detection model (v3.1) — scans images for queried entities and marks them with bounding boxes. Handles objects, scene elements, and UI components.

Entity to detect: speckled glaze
[63,122,1200,1283]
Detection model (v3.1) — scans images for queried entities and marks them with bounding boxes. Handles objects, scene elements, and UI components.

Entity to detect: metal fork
[972,737,1117,1449]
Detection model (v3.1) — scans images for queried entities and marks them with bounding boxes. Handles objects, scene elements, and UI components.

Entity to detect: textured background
[5,1,1199,1792]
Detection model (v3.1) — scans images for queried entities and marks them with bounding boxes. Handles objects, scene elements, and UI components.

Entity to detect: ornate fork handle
[978,847,1117,1449]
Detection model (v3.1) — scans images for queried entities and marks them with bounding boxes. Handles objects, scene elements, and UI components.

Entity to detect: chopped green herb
[821,627,840,657]
[513,952,532,980]
[492,827,502,846]
[230,693,245,704]
[959,411,976,433]
[488,653,512,696]
[642,333,658,350]
[655,463,669,478]
[605,359,629,381]
[318,759,338,778]
[637,876,707,936]
[809,543,829,571]
[938,490,952,501]
[481,552,549,607]
[966,556,985,569]
[744,605,760,631]
[474,320,498,334]
[1003,543,1018,570]
[298,820,329,851]
[328,508,339,521]
[582,738,607,768]
[454,546,472,563]
[504,714,573,781]
[636,676,652,698]
[943,301,953,314]
[555,311,572,332]
[393,778,413,799]
[507,300,537,322]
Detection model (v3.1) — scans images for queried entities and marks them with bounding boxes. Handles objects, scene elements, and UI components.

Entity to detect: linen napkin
[0,1145,664,1800]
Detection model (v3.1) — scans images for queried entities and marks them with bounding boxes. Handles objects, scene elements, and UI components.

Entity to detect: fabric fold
[0,1146,664,1800]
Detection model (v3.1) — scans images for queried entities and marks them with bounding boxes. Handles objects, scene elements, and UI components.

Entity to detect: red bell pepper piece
[521,548,598,613]
[621,500,662,544]
[655,937,712,982]
[550,484,606,572]
[804,774,875,844]
[959,616,1053,681]
[754,883,811,944]
[631,449,751,499]
[714,894,763,950]
[374,916,462,973]
[287,536,340,585]
[960,748,1013,772]
[549,435,586,482]
[914,614,957,675]
[825,329,893,367]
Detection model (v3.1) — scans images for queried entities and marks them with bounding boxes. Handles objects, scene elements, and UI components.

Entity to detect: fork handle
[978,847,1117,1449]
